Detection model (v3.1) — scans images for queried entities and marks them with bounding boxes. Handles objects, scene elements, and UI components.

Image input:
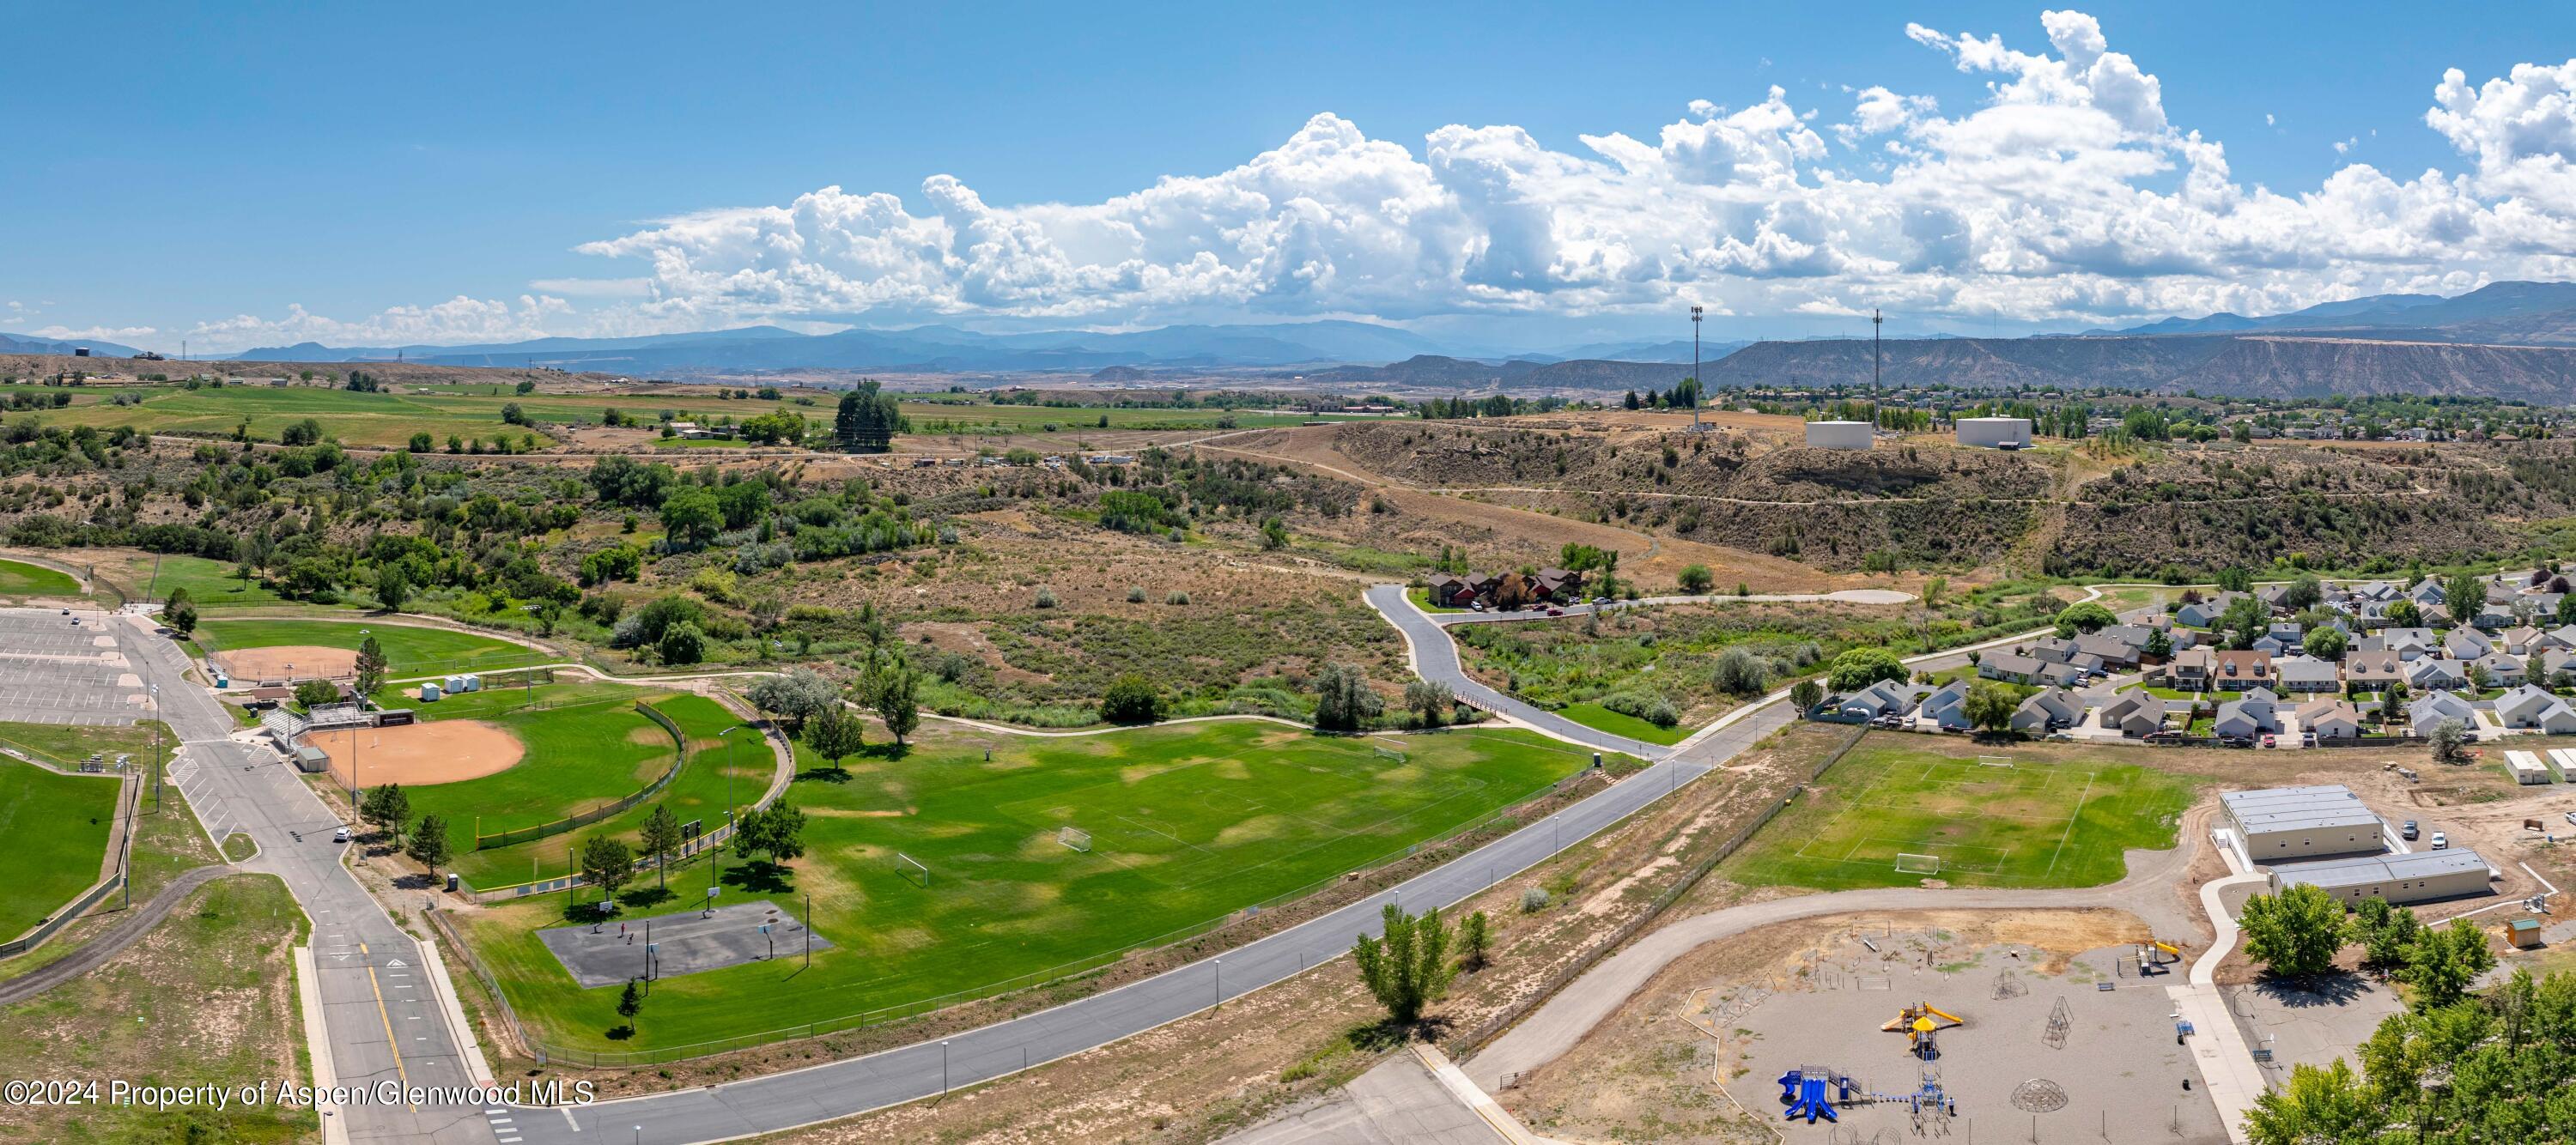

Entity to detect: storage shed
[2268,848,2493,906]
[2221,785,2385,860]
[2508,750,2554,785]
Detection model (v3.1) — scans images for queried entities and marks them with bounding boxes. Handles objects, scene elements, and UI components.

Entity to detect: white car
[2430,832,2449,850]
[333,826,351,844]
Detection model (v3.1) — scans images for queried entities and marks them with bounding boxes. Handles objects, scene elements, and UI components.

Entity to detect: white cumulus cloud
[171,15,2576,347]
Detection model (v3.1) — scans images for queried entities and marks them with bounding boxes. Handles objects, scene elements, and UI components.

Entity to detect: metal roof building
[2268,848,2493,906]
[2221,785,2386,860]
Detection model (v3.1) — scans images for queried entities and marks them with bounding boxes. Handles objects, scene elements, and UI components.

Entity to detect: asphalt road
[113,615,500,1145]
[1364,584,1672,760]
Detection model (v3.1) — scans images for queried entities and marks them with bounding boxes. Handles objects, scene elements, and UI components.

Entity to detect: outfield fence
[497,738,1671,1068]
[472,699,688,851]
[424,904,533,1057]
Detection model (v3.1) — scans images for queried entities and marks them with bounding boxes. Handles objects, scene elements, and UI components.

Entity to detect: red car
[1545,606,1564,616]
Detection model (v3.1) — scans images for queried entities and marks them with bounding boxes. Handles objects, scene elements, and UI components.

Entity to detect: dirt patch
[210,644,355,681]
[307,720,525,786]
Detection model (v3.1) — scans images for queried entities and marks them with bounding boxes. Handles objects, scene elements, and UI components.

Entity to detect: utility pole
[1689,305,1704,430]
[1872,308,1884,422]
[805,892,813,967]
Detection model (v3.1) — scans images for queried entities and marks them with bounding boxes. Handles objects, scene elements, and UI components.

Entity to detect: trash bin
[445,873,459,893]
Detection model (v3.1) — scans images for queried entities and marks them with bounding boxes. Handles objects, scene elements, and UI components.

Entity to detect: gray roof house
[2027,637,2081,664]
[2275,656,2342,693]
[2214,694,2281,738]
[2494,685,2576,732]
[2296,699,2366,740]
[2500,626,2547,655]
[2252,633,2291,656]
[2096,691,2167,738]
[1832,680,1923,720]
[2344,650,2405,691]
[1979,653,2047,685]
[2365,627,2440,660]
[2407,658,2470,691]
[2409,690,2478,731]
[1919,680,1974,730]
[2011,688,2084,734]
[2445,627,2494,660]
[2175,594,2245,628]
[2474,652,2528,688]
[2074,633,2139,667]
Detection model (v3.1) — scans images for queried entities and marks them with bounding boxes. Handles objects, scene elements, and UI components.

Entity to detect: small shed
[2510,918,2544,949]
[293,745,331,774]
[420,682,443,702]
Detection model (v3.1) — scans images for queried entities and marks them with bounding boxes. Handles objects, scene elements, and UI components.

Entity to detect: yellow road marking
[359,942,416,1110]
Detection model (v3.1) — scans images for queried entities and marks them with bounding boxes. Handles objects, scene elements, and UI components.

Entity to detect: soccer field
[460,720,1606,1056]
[1727,737,2198,891]
[0,557,82,600]
[0,758,122,941]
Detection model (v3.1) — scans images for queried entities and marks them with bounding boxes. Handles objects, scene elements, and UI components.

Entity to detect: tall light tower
[1689,305,1703,431]
[1871,308,1884,423]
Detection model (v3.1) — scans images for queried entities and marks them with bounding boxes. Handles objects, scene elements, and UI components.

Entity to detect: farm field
[194,617,546,678]
[0,557,81,599]
[0,758,121,940]
[1725,736,2198,892]
[458,720,1603,1055]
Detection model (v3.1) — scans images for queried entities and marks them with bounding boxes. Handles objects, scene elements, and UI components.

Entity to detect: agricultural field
[1725,736,2198,892]
[194,617,547,679]
[0,557,81,600]
[457,719,1606,1054]
[0,758,121,940]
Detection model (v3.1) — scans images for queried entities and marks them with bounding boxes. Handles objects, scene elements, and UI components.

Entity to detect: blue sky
[7,2,2574,353]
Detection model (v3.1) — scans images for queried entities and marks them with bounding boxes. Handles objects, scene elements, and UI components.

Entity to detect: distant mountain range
[0,331,144,357]
[232,320,1452,374]
[1289,354,1692,391]
[2091,281,2576,343]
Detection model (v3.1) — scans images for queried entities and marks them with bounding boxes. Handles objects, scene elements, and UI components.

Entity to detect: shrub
[1100,674,1164,724]
[1677,564,1714,594]
[1599,690,1680,728]
[1519,887,1550,912]
[1710,646,1771,694]
[1165,590,1190,605]
[1127,585,1147,603]
[1034,587,1059,609]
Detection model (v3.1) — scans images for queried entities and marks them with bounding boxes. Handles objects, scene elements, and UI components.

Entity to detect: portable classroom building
[2268,848,2493,906]
[2221,785,2385,860]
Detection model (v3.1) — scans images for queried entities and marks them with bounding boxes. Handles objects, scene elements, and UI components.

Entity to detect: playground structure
[1880,1002,1965,1060]
[2134,940,2183,977]
[1777,1064,1959,1126]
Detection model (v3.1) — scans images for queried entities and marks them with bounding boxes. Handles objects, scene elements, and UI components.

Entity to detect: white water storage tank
[1956,417,2033,449]
[1804,421,1874,450]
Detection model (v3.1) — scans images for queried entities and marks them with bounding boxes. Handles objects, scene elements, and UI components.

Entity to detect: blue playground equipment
[1776,1065,1959,1125]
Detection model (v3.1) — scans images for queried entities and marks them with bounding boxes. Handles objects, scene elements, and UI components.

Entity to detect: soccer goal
[1977,755,2015,768]
[1058,825,1092,853]
[896,851,931,888]
[1372,741,1408,763]
[1894,852,1944,875]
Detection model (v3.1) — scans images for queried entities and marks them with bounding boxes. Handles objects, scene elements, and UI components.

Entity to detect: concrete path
[1225,1046,1516,1145]
[0,863,229,1005]
[2167,866,2274,1145]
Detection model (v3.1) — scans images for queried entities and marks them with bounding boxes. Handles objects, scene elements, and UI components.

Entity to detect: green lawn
[0,759,122,941]
[0,557,81,599]
[0,719,170,772]
[384,687,680,866]
[459,721,1604,1054]
[113,553,289,609]
[1727,736,2197,892]
[195,617,546,677]
[1555,702,1688,745]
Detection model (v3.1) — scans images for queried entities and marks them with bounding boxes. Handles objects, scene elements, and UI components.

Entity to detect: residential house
[2407,579,2449,609]
[1979,652,2047,686]
[2343,651,2406,693]
[2175,593,2245,629]
[2074,633,2140,669]
[1531,567,1587,603]
[2539,647,2576,688]
[1918,681,1973,730]
[2445,627,2494,660]
[2171,647,2216,691]
[2097,623,2160,651]
[2267,621,2305,646]
[2295,699,2366,741]
[1831,680,1923,721]
[2543,625,2576,651]
[2214,691,2282,739]
[2096,691,2167,737]
[2474,652,2529,688]
[2035,661,2086,688]
[2275,656,2342,694]
[2497,685,2576,734]
[2257,584,2295,613]
[2407,658,2470,691]
[2026,637,2081,665]
[1427,573,1481,608]
[2500,626,2548,656]
[2408,690,2478,732]
[2215,650,2275,691]
[2011,689,2084,735]
[2364,627,2441,660]
[2252,633,2291,656]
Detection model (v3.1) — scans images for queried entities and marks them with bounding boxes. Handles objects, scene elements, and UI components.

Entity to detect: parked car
[2220,736,2252,749]
[2261,734,2277,748]
[2300,731,2318,747]
[333,826,351,843]
[2402,821,2420,840]
[2144,731,2184,743]
[1544,607,1564,617]
[1591,597,1610,606]
[2431,832,2450,850]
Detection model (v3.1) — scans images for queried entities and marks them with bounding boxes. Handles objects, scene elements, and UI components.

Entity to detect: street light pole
[717,725,745,881]
[1689,305,1703,431]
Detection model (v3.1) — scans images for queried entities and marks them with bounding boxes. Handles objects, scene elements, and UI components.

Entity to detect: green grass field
[195,618,546,677]
[0,759,122,941]
[0,557,81,599]
[380,686,680,866]
[459,720,1600,1054]
[112,553,290,609]
[0,719,169,772]
[1555,702,1688,745]
[1727,738,2198,891]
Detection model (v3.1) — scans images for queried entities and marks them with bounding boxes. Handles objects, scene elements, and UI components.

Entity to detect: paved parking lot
[0,607,146,726]
[540,900,832,988]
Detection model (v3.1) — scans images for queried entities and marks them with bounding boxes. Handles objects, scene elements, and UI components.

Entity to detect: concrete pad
[538,900,832,988]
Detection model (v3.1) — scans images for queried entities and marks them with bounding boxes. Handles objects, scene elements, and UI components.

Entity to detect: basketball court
[304,720,524,787]
[538,900,834,987]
